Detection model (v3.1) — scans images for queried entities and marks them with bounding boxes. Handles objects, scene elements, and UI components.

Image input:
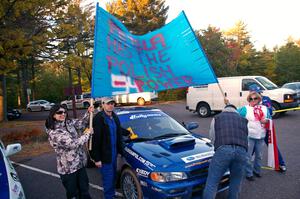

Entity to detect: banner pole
[217,83,227,104]
[88,98,94,150]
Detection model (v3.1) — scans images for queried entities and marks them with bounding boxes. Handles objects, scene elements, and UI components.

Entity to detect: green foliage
[251,47,276,80]
[106,0,169,35]
[224,21,257,75]
[53,2,94,85]
[158,88,186,101]
[34,62,69,103]
[0,0,68,75]
[275,42,300,85]
[197,26,232,77]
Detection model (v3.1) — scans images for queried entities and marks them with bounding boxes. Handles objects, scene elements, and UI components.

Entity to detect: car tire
[271,102,280,119]
[197,103,211,118]
[137,98,145,106]
[41,107,45,111]
[27,108,32,112]
[121,168,143,199]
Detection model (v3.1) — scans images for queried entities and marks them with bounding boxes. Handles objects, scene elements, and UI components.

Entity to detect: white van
[186,76,298,118]
[114,91,158,106]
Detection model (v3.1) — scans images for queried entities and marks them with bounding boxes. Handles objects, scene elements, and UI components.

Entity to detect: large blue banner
[91,4,218,98]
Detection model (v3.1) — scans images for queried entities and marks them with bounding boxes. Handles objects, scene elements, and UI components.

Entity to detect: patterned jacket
[46,113,91,175]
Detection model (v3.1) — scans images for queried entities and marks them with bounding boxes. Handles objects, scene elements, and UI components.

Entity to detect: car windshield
[255,77,278,90]
[119,111,189,141]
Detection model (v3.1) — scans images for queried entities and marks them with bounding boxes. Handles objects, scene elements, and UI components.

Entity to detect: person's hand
[84,128,93,134]
[260,118,269,124]
[88,106,94,113]
[95,161,102,168]
[224,97,229,105]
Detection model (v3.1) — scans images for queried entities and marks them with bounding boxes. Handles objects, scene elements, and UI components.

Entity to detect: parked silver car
[26,100,54,112]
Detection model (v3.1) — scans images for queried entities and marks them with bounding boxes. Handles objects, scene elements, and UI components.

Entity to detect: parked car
[7,108,22,120]
[114,107,229,198]
[282,82,300,105]
[0,140,26,199]
[26,100,54,112]
[114,91,158,106]
[61,92,92,109]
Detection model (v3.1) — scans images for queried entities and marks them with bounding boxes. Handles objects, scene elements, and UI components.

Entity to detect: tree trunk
[21,61,30,106]
[69,66,77,118]
[17,70,22,108]
[31,57,36,100]
[0,74,8,121]
[77,67,81,88]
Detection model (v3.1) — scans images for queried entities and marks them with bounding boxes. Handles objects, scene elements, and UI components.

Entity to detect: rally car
[0,140,25,199]
[116,107,229,199]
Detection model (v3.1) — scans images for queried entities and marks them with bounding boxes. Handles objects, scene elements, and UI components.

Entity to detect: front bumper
[141,173,230,199]
[279,101,299,109]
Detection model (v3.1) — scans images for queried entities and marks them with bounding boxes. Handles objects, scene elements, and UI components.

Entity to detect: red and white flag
[267,120,280,170]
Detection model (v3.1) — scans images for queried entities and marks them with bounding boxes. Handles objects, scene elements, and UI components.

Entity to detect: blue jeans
[99,160,117,199]
[246,138,264,177]
[203,145,247,199]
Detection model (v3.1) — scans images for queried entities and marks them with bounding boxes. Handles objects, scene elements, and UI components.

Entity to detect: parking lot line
[12,161,123,197]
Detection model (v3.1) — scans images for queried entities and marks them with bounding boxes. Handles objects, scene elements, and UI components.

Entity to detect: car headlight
[284,94,294,103]
[150,172,187,182]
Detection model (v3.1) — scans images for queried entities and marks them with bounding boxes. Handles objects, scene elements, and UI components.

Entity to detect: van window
[76,95,82,100]
[242,79,261,91]
[255,77,278,90]
[83,93,91,98]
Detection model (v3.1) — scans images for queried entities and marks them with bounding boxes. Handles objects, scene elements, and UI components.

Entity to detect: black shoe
[246,176,255,181]
[253,172,262,178]
[279,165,287,172]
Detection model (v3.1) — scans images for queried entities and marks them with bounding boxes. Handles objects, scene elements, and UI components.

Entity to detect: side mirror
[5,143,22,157]
[186,122,199,130]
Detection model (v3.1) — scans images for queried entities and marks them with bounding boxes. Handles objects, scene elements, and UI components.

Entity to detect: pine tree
[106,0,169,35]
[196,26,232,77]
[224,21,256,75]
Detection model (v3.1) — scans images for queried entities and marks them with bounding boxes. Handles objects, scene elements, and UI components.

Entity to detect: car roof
[283,82,300,85]
[115,106,162,115]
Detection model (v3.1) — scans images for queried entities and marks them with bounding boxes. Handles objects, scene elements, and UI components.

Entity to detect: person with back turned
[203,104,248,199]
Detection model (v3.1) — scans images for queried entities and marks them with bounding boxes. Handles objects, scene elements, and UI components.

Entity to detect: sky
[95,0,300,50]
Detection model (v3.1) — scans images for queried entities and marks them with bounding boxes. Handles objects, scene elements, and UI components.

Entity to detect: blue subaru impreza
[116,107,229,199]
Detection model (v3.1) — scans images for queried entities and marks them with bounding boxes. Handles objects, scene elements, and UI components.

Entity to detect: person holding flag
[249,85,287,172]
[238,91,270,181]
[45,104,94,199]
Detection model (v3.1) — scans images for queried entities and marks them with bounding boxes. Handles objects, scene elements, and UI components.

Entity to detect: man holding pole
[91,97,124,199]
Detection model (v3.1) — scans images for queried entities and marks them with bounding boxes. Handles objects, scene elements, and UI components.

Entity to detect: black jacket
[91,111,123,164]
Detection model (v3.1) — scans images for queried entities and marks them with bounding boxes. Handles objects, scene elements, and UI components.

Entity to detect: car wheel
[27,108,32,112]
[41,107,45,111]
[137,98,145,106]
[271,102,280,119]
[197,103,211,118]
[121,168,143,199]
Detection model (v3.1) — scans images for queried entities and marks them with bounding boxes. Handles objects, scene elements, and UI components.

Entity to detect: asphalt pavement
[11,101,300,199]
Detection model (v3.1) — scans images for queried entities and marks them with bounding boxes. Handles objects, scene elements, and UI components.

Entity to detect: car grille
[189,166,209,178]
